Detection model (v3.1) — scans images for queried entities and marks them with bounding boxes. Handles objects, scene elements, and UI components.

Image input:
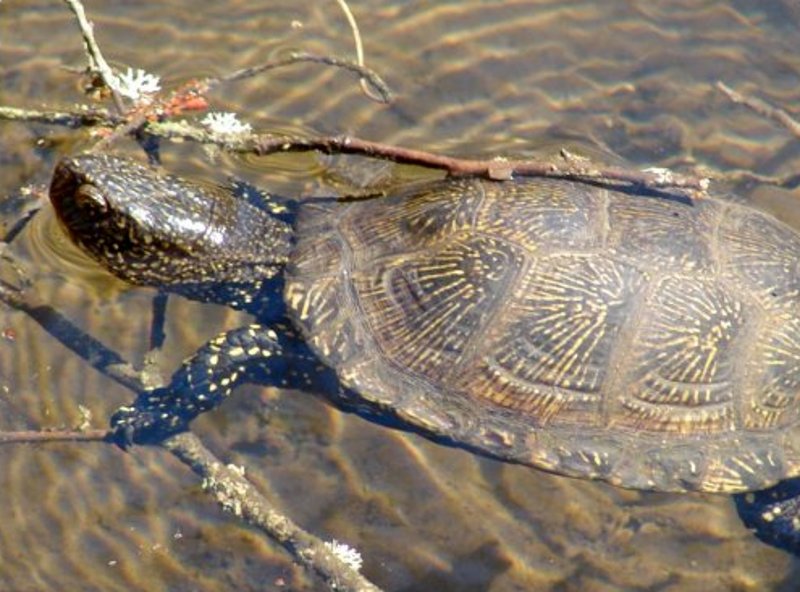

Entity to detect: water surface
[1,1,800,590]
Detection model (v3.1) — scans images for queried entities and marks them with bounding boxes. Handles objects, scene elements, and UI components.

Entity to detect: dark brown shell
[285,177,800,494]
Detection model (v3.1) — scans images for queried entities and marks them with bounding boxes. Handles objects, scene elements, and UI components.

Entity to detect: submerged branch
[0,281,144,392]
[717,81,800,140]
[0,416,377,589]
[0,281,381,591]
[0,429,107,444]
[165,432,381,592]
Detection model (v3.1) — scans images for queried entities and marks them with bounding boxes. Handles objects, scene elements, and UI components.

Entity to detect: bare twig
[243,134,708,197]
[0,105,121,128]
[718,169,800,190]
[332,0,384,102]
[708,82,800,188]
[0,429,107,444]
[717,81,800,140]
[134,123,709,197]
[62,0,126,113]
[216,51,392,104]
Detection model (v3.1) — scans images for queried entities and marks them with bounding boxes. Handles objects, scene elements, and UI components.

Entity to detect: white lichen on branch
[201,111,252,137]
[324,539,364,572]
[108,67,162,101]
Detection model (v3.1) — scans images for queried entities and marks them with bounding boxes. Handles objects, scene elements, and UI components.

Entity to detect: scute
[475,177,605,251]
[720,208,800,307]
[745,316,800,430]
[605,193,721,272]
[454,254,645,425]
[353,235,523,381]
[612,276,746,434]
[342,177,485,252]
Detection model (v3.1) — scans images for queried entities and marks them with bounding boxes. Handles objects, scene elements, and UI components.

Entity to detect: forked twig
[62,0,126,113]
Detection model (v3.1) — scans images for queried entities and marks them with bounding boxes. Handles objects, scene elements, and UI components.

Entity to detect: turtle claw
[108,397,186,448]
[119,424,135,450]
[108,405,150,449]
[105,423,135,451]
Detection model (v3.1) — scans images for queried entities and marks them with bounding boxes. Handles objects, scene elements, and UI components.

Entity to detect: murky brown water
[2,1,800,590]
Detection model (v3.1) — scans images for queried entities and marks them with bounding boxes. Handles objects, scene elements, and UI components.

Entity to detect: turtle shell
[285,176,800,494]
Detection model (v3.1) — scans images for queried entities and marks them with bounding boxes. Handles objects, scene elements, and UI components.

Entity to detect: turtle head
[50,154,293,289]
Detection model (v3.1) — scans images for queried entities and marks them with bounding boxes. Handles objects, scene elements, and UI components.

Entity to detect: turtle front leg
[109,322,335,448]
[735,478,800,555]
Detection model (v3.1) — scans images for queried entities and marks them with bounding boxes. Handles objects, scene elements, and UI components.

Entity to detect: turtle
[48,153,800,554]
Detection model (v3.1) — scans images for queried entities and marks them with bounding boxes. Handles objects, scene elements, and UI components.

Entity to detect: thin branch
[62,0,126,113]
[0,105,121,128]
[144,123,708,197]
[0,425,378,589]
[717,81,800,140]
[254,135,708,192]
[0,429,108,444]
[216,51,392,104]
[715,168,800,190]
[0,281,144,392]
[0,421,378,588]
[333,0,383,102]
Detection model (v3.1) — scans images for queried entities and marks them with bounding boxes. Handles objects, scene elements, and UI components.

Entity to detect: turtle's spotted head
[50,154,293,290]
[51,154,172,285]
[51,154,138,249]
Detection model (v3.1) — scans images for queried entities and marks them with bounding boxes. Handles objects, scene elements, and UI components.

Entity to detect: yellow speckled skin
[287,177,800,493]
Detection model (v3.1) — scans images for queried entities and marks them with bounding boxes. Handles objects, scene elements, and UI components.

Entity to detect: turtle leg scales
[109,322,333,448]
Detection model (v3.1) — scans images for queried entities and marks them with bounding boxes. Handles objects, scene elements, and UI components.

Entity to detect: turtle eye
[74,183,109,213]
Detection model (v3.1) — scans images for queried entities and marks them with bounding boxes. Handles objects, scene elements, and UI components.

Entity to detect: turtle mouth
[49,158,82,215]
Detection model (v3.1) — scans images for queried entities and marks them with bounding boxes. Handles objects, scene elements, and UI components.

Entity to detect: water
[1,1,800,590]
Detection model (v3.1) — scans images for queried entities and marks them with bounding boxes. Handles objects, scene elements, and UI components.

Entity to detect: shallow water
[2,0,800,590]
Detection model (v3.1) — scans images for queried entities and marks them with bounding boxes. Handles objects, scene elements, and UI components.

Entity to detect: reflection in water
[1,0,800,590]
